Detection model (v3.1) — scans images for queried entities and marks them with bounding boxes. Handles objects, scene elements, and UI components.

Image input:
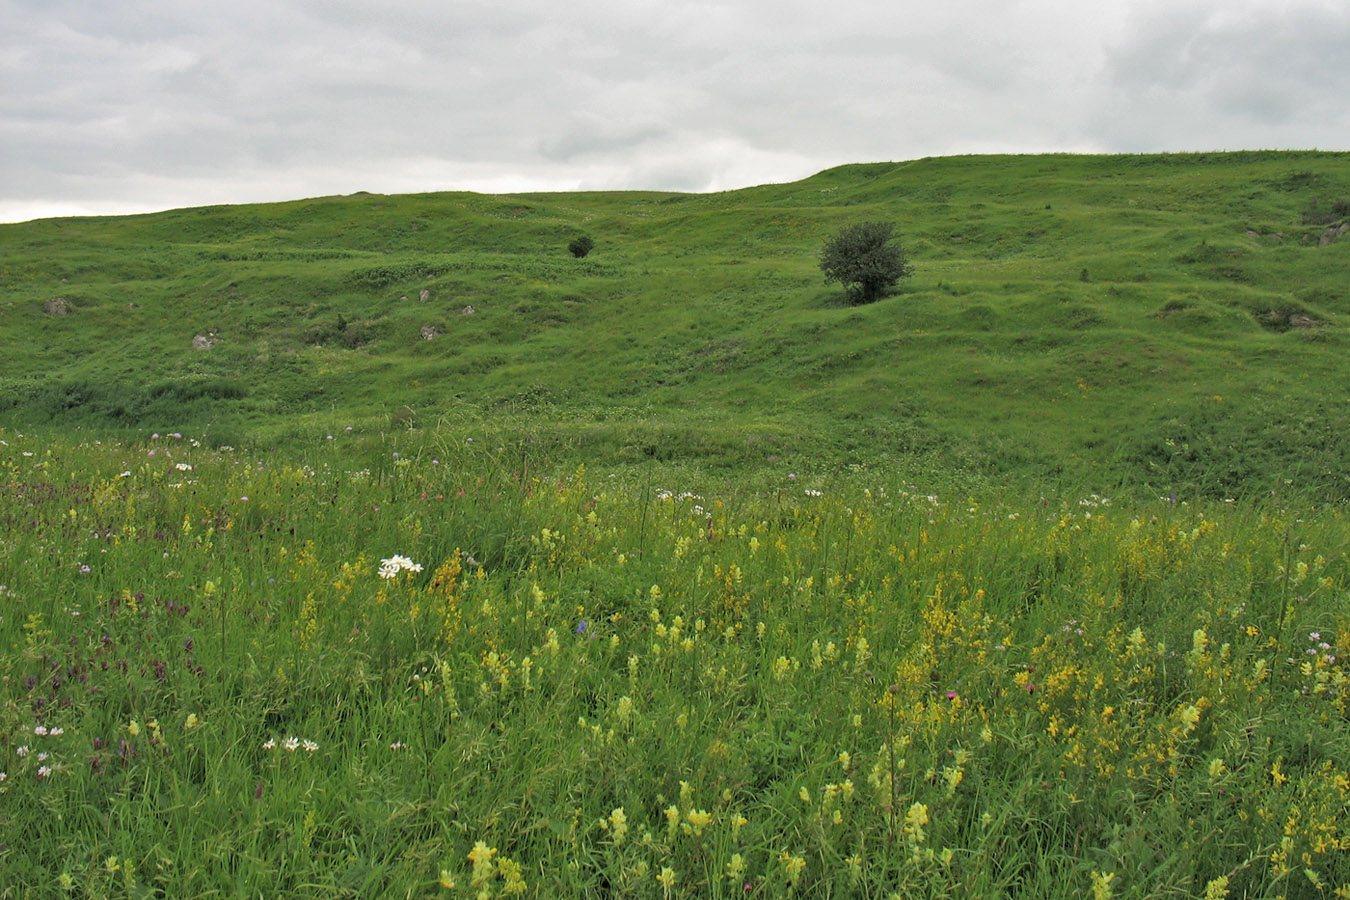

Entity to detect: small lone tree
[819,221,912,304]
[568,235,595,258]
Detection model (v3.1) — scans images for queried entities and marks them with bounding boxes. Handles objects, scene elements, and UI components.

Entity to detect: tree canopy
[819,221,912,304]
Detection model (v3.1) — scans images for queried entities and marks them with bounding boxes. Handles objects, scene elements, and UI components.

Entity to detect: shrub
[819,221,912,304]
[568,236,595,258]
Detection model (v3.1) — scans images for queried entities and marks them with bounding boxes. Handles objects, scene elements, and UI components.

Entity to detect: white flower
[262,738,276,750]
[15,746,29,758]
[175,462,193,471]
[301,739,318,752]
[37,765,52,779]
[284,736,300,751]
[377,555,421,578]
[48,727,63,736]
[33,725,48,736]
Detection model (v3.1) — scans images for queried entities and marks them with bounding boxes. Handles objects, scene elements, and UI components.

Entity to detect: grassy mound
[3,151,1349,497]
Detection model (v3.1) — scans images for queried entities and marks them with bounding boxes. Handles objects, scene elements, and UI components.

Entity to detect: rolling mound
[2,151,1348,497]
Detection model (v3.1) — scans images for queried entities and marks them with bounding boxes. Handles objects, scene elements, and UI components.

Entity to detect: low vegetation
[2,430,1348,897]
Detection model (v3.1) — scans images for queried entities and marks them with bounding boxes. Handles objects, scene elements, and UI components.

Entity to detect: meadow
[2,428,1348,898]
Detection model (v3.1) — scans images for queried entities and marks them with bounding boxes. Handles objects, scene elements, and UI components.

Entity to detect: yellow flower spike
[1091,871,1116,900]
[439,870,456,889]
[686,809,712,834]
[608,807,628,844]
[656,867,676,892]
[467,841,496,885]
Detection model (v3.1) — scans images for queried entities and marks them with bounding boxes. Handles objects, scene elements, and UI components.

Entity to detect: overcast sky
[2,0,1347,223]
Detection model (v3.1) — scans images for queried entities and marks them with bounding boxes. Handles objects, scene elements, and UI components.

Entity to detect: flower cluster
[378,554,423,580]
[262,736,319,752]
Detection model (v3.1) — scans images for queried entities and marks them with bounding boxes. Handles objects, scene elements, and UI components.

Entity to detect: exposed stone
[192,333,218,350]
[1320,223,1348,246]
[419,289,431,301]
[43,297,69,316]
[461,305,476,316]
[420,325,438,340]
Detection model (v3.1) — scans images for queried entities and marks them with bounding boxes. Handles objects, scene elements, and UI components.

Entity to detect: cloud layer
[2,0,1346,221]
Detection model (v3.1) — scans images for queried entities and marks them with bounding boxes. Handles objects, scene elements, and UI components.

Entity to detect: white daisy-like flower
[301,739,318,752]
[377,554,422,578]
[262,738,276,750]
[283,736,300,751]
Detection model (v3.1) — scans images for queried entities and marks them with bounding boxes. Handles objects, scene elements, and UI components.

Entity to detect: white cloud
[1,0,1345,223]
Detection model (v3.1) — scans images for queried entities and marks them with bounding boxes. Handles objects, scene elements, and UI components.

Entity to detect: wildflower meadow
[1,429,1348,898]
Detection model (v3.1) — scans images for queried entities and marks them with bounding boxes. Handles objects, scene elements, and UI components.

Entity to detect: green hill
[3,151,1349,497]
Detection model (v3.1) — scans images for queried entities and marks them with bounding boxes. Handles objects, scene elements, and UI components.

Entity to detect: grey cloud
[1096,0,1350,147]
[2,0,1346,222]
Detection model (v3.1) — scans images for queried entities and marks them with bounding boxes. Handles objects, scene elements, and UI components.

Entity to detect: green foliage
[568,235,595,258]
[818,220,913,303]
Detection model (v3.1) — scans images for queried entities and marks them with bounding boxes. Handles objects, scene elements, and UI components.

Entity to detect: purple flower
[575,620,590,636]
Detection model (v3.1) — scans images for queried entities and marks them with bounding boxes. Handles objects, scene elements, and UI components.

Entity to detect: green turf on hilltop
[2,151,1349,497]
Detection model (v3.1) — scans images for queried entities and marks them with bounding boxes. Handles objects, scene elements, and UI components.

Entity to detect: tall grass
[2,429,1347,898]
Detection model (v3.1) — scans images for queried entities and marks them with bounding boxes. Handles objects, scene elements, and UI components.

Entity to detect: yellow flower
[439,870,456,889]
[664,805,680,836]
[497,856,526,895]
[468,841,497,885]
[686,809,712,833]
[780,852,806,880]
[657,867,676,890]
[726,853,745,881]
[904,802,929,843]
[126,720,140,737]
[1091,871,1116,900]
[608,807,628,844]
[184,713,199,730]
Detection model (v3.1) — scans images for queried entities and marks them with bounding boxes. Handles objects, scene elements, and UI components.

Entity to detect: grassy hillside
[3,151,1349,497]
